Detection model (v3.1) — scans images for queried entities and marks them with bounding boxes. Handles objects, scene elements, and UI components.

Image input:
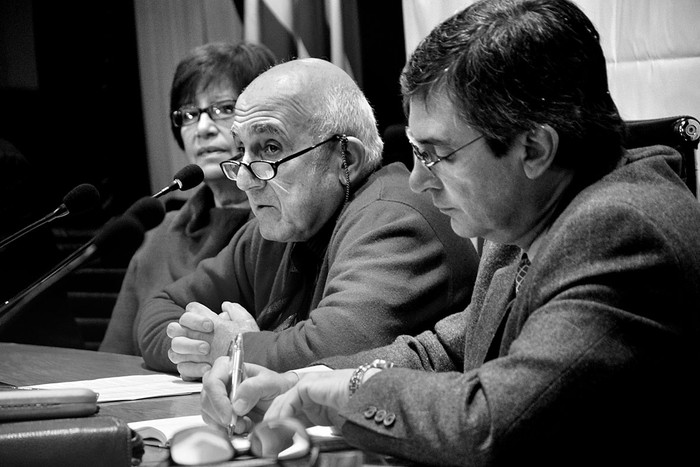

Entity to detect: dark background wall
[0,0,407,223]
[0,0,149,222]
[356,0,407,133]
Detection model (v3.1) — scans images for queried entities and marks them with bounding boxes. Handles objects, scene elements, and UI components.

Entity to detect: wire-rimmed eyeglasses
[171,99,237,127]
[405,126,484,170]
[220,134,344,182]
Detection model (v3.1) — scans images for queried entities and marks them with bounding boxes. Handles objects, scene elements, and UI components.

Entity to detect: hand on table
[201,359,299,433]
[167,301,259,379]
[263,368,355,429]
[201,356,357,435]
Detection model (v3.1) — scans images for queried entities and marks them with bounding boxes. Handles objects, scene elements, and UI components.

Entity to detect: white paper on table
[25,374,202,403]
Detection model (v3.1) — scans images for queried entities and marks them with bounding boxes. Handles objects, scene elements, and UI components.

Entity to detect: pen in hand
[228,333,245,438]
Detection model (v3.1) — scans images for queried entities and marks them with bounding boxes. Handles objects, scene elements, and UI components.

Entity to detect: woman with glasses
[100,42,276,355]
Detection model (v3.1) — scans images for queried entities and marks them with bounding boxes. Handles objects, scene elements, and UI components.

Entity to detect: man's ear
[337,136,367,188]
[522,124,559,179]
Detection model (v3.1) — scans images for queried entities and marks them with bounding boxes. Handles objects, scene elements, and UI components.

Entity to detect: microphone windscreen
[92,216,145,263]
[124,197,166,231]
[62,184,100,215]
[173,164,204,191]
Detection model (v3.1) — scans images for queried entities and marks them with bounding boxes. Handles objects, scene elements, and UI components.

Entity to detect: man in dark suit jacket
[201,0,700,464]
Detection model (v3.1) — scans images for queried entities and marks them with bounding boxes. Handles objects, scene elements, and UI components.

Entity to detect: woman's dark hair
[401,0,624,182]
[170,42,276,149]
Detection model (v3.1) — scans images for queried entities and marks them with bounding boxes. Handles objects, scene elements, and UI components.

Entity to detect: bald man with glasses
[136,58,479,378]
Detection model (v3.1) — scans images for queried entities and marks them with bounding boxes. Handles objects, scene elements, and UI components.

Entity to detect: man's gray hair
[310,81,384,177]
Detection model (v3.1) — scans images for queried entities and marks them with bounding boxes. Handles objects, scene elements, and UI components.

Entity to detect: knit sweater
[99,185,252,354]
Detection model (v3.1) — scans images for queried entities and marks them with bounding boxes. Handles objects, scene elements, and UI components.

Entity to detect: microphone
[0,215,145,329]
[0,183,100,252]
[49,196,167,278]
[152,164,204,198]
[0,197,165,330]
[124,197,167,231]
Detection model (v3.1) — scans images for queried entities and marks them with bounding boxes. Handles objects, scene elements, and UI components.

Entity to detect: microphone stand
[0,244,98,329]
[0,193,169,330]
[0,183,99,252]
[0,206,69,252]
[0,217,144,330]
[152,180,182,199]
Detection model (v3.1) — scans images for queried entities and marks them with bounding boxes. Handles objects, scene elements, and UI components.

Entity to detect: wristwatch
[348,359,394,396]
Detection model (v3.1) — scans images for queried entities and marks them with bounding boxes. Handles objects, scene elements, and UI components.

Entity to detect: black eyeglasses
[171,99,237,127]
[220,134,344,182]
[405,126,484,170]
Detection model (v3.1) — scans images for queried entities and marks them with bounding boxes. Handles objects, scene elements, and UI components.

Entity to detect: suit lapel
[463,263,518,370]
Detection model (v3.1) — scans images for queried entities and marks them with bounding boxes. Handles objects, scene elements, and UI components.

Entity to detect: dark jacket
[323,147,700,466]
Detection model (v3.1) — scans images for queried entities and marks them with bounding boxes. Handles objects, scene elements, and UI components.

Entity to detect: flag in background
[238,0,362,84]
[231,0,409,139]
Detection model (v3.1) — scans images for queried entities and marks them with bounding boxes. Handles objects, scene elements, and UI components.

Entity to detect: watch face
[370,359,394,369]
[349,360,395,396]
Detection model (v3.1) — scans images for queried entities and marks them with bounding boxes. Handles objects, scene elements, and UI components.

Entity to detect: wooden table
[0,343,203,466]
[0,343,384,466]
[0,342,200,423]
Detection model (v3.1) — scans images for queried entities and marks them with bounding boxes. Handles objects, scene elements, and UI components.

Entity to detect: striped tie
[515,253,530,295]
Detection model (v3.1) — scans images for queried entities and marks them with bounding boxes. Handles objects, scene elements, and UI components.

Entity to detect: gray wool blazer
[321,145,700,466]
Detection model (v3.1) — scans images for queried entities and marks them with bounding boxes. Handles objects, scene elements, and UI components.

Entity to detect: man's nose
[408,158,440,194]
[235,164,265,191]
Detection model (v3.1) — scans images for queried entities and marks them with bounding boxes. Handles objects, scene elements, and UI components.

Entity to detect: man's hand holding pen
[202,359,300,435]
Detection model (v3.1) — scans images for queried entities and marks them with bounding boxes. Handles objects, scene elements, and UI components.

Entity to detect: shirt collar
[524,226,548,262]
[291,204,342,267]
